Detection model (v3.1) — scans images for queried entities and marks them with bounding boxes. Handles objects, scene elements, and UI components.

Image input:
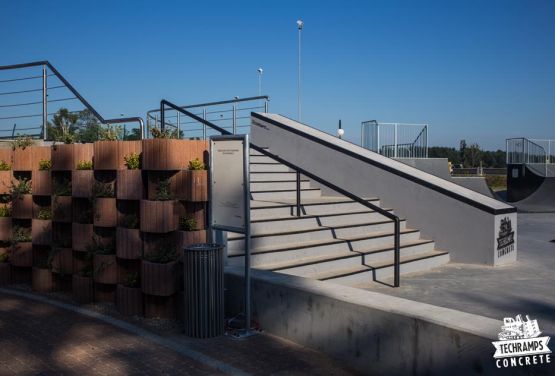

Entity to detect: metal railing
[160,99,401,287]
[0,61,144,140]
[147,96,269,139]
[361,121,428,158]
[506,137,554,177]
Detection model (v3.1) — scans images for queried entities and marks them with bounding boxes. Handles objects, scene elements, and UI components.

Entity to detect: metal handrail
[0,61,145,139]
[160,99,401,287]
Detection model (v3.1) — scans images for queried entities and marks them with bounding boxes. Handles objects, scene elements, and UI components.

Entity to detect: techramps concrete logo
[492,314,551,369]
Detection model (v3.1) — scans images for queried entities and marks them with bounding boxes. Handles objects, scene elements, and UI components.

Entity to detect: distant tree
[464,143,482,167]
[123,127,142,141]
[76,109,102,143]
[47,108,79,143]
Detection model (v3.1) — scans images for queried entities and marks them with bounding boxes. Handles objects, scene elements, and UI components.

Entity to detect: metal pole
[377,124,380,154]
[264,100,268,113]
[296,170,301,217]
[243,134,252,334]
[177,112,181,139]
[394,123,398,158]
[297,20,303,121]
[394,218,400,287]
[425,125,429,158]
[42,65,47,140]
[202,108,207,140]
[360,123,364,148]
[232,105,237,134]
[160,103,165,132]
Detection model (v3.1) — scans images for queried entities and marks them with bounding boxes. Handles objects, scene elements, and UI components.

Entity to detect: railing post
[42,64,47,140]
[160,102,165,132]
[202,108,207,140]
[394,218,400,287]
[377,124,380,153]
[232,104,237,134]
[296,170,301,217]
[394,123,398,158]
[12,124,16,138]
[264,99,268,113]
[177,112,181,139]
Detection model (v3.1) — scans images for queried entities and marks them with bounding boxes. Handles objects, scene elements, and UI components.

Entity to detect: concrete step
[250,180,311,191]
[250,210,395,233]
[265,239,435,277]
[250,172,298,182]
[250,163,291,172]
[250,188,322,200]
[311,251,450,286]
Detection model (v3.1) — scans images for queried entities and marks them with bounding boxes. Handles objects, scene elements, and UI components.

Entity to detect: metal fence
[146,96,269,139]
[506,137,555,177]
[361,121,428,158]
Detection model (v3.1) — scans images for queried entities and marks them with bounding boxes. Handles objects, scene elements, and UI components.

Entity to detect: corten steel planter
[183,201,206,230]
[142,139,188,171]
[146,172,177,201]
[94,141,118,170]
[116,227,142,259]
[32,267,53,292]
[94,283,116,303]
[52,196,72,222]
[116,169,143,200]
[93,253,117,284]
[51,144,74,171]
[0,262,11,286]
[189,170,208,202]
[10,242,32,267]
[179,230,207,250]
[13,147,32,171]
[72,223,93,252]
[141,260,177,296]
[144,294,176,319]
[173,170,189,200]
[0,217,12,241]
[50,247,73,275]
[73,144,94,170]
[0,148,13,166]
[72,170,94,198]
[32,170,51,196]
[31,219,52,246]
[31,146,51,170]
[117,141,142,170]
[72,274,94,304]
[12,194,33,219]
[0,170,12,195]
[116,284,143,316]
[140,200,178,233]
[94,198,117,227]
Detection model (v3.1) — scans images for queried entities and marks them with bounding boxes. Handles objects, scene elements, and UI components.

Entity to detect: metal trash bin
[183,243,224,338]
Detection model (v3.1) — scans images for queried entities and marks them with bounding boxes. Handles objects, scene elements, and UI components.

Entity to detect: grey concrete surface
[364,213,555,337]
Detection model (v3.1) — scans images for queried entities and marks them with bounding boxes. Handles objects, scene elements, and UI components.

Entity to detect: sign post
[209,134,252,336]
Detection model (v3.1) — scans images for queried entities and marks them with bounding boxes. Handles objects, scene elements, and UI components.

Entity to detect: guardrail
[361,121,428,158]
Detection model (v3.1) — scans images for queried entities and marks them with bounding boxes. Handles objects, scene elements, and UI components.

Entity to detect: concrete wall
[396,158,451,179]
[251,113,517,266]
[226,266,535,376]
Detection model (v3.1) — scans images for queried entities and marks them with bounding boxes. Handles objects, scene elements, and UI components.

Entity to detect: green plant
[0,252,9,263]
[124,152,141,169]
[123,272,139,288]
[0,160,11,171]
[10,177,32,197]
[12,226,31,243]
[0,205,10,217]
[53,176,71,196]
[179,216,197,231]
[121,214,139,229]
[92,181,115,198]
[10,135,34,150]
[86,235,115,255]
[144,239,177,264]
[38,159,52,171]
[188,158,206,170]
[150,127,178,139]
[37,207,53,220]
[76,160,93,170]
[98,124,123,141]
[154,178,172,201]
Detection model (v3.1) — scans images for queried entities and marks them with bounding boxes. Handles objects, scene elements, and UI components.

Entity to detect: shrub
[98,124,122,141]
[52,177,71,196]
[121,214,139,229]
[37,207,53,220]
[179,216,197,231]
[0,205,10,217]
[10,178,32,197]
[150,127,178,139]
[154,178,172,201]
[123,272,139,288]
[144,239,177,264]
[86,235,115,255]
[10,135,34,150]
[0,252,8,263]
[188,158,205,170]
[124,152,141,169]
[0,160,11,171]
[76,160,93,170]
[38,159,52,171]
[12,226,31,243]
[92,181,115,198]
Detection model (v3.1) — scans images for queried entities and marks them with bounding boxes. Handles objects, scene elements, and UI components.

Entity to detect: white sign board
[210,136,247,233]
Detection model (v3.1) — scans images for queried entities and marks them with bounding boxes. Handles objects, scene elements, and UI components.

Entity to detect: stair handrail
[0,61,145,139]
[160,99,402,287]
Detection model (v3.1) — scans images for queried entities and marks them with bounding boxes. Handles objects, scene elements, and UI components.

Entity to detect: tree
[76,109,102,143]
[464,143,482,167]
[47,108,79,143]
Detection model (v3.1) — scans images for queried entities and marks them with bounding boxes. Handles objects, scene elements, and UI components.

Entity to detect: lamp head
[257,67,263,74]
[297,19,304,29]
[337,128,345,137]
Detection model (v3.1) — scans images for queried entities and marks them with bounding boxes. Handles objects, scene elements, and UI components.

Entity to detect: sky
[1,0,554,150]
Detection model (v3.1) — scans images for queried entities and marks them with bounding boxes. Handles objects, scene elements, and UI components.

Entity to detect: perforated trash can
[183,243,225,338]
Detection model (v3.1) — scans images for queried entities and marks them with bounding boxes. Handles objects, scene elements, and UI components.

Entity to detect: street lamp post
[297,19,303,122]
[337,119,344,139]
[257,67,263,96]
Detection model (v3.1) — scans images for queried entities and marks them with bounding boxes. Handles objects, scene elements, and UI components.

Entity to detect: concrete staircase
[227,148,450,287]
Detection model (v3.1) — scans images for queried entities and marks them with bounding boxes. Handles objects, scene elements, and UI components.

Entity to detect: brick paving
[0,290,357,375]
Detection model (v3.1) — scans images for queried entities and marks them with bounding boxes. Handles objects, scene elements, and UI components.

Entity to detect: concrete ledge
[226,266,542,375]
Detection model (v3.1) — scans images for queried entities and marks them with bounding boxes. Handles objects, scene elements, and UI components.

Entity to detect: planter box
[72,274,94,304]
[180,230,207,249]
[142,139,187,170]
[10,242,32,267]
[12,194,33,219]
[13,147,32,171]
[94,197,117,227]
[31,146,51,171]
[94,141,118,170]
[72,223,93,252]
[182,201,206,230]
[32,267,53,292]
[52,196,72,222]
[50,247,72,275]
[0,170,12,195]
[32,170,51,196]
[116,284,143,316]
[116,169,143,200]
[140,200,178,233]
[94,283,116,303]
[72,170,94,198]
[0,148,13,167]
[0,217,11,241]
[74,144,94,170]
[144,294,176,319]
[31,219,52,245]
[116,227,142,259]
[141,260,177,296]
[93,253,117,284]
[189,170,208,202]
[51,144,74,171]
[0,262,11,286]
[117,141,142,170]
